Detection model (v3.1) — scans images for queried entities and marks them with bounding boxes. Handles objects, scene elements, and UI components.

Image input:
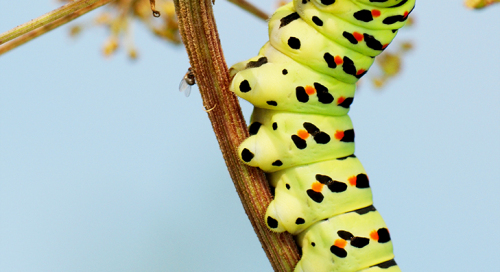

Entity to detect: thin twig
[173,0,299,271]
[0,0,114,56]
[464,0,500,8]
[227,0,270,20]
[149,0,161,17]
[0,0,113,46]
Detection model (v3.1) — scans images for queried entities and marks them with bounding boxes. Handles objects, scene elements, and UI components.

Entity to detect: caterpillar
[229,0,415,271]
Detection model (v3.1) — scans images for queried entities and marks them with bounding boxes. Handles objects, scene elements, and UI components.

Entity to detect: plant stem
[464,0,500,8]
[0,0,114,46]
[173,0,300,271]
[227,0,270,20]
[0,0,114,56]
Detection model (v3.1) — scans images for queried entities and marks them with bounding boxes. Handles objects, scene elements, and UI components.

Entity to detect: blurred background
[1,0,499,271]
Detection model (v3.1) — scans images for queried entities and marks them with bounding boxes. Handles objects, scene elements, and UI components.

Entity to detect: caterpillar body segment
[295,207,398,272]
[305,0,414,30]
[229,0,414,270]
[268,4,375,84]
[294,3,399,56]
[230,43,355,116]
[265,155,373,235]
[239,108,355,172]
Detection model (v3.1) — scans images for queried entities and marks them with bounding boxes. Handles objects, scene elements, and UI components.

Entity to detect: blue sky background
[1,1,499,271]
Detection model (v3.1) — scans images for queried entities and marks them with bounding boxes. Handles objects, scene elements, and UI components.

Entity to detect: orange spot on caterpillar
[371,9,381,17]
[403,11,409,18]
[370,230,379,241]
[334,130,344,140]
[311,181,324,192]
[356,69,366,75]
[297,129,309,140]
[348,176,356,186]
[334,55,343,65]
[382,44,389,49]
[337,96,345,104]
[334,239,347,249]
[353,32,363,42]
[305,85,316,95]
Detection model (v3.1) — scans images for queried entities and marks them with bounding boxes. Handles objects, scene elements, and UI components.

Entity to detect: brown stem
[173,0,300,271]
[0,0,114,46]
[0,0,114,56]
[227,0,270,20]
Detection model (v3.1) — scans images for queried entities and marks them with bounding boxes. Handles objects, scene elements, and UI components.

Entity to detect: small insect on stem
[179,67,196,97]
[150,0,160,17]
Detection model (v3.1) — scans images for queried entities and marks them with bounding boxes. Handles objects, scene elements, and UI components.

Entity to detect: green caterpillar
[229,0,414,271]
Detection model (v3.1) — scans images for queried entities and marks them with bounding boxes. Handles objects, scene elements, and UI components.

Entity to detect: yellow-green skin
[229,0,414,271]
